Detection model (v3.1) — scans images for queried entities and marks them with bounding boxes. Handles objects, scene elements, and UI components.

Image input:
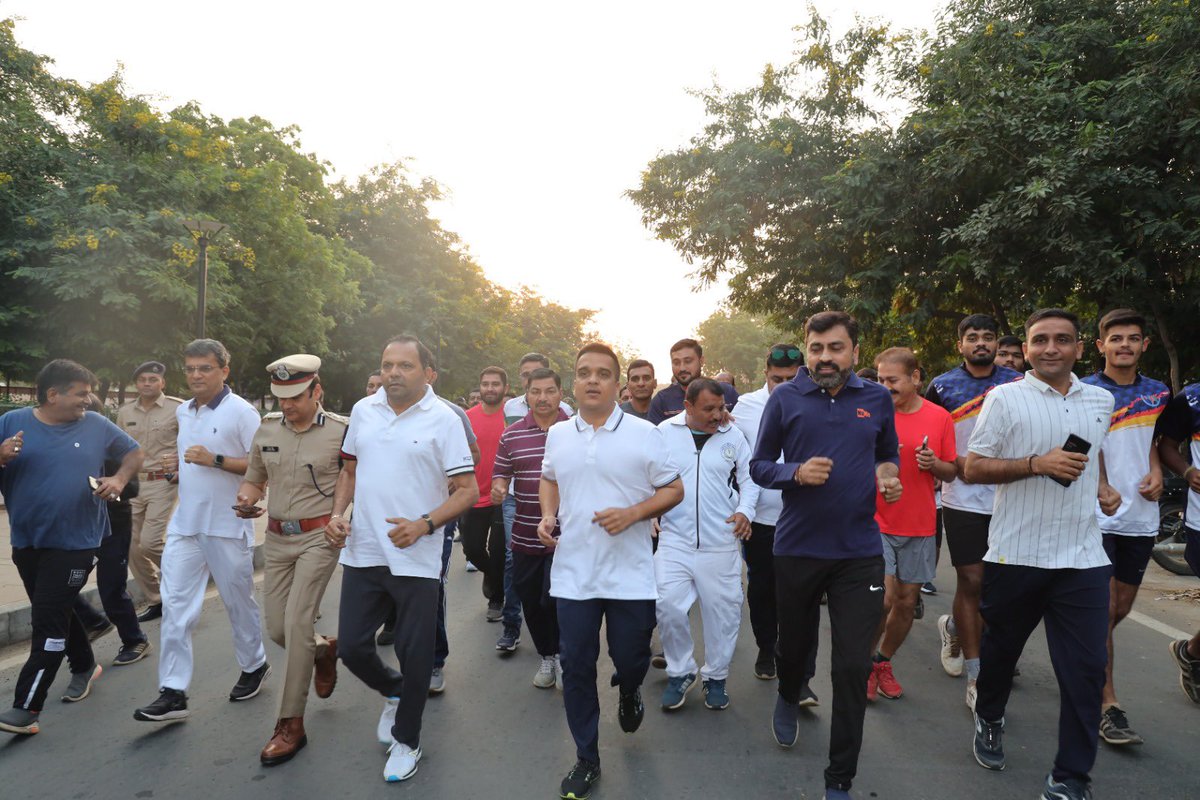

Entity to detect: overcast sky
[5,0,941,376]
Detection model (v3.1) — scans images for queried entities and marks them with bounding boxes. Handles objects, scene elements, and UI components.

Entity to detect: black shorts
[942,508,990,567]
[1102,534,1156,586]
[1186,527,1200,578]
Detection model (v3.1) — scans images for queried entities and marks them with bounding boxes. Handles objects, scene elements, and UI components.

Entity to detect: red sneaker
[873,660,903,699]
[866,667,879,701]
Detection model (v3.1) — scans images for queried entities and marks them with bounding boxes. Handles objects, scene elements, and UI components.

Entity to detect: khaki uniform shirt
[246,408,348,520]
[117,394,184,468]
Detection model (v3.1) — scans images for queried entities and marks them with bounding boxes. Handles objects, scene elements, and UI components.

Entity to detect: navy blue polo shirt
[749,368,899,559]
[647,381,739,425]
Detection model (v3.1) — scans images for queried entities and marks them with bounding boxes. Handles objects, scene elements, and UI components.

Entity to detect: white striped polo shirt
[967,371,1114,569]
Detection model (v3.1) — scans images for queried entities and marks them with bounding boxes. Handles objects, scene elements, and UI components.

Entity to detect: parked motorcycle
[1154,472,1195,576]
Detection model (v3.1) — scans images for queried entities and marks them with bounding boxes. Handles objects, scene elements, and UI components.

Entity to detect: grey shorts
[881,533,937,585]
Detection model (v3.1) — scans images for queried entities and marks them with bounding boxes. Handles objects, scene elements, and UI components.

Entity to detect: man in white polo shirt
[538,342,683,800]
[324,335,477,784]
[134,339,270,723]
[963,309,1121,800]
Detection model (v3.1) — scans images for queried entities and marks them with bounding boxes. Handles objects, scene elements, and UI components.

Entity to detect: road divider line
[1127,610,1191,641]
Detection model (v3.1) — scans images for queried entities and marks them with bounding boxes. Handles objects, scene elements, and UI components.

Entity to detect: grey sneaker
[533,656,557,689]
[485,601,503,622]
[428,667,445,695]
[495,627,520,652]
[972,712,1005,770]
[0,707,40,735]
[1169,639,1200,703]
[1041,773,1093,800]
[772,694,800,747]
[1099,705,1143,745]
[62,664,102,703]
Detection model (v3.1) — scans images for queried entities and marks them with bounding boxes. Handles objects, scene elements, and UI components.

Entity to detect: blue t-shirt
[0,407,139,550]
[750,368,900,559]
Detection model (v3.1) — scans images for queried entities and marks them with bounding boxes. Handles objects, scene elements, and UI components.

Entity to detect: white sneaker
[383,741,421,782]
[534,656,556,689]
[938,614,964,677]
[428,667,445,695]
[966,679,978,710]
[554,655,564,691]
[377,696,400,745]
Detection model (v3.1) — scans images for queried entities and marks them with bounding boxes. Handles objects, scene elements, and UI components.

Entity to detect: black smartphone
[1050,434,1091,487]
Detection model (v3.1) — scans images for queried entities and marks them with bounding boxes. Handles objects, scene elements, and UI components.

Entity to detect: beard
[965,350,995,367]
[811,365,852,390]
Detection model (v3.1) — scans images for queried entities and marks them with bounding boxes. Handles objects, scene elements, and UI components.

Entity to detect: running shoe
[965,679,977,710]
[62,664,102,702]
[920,582,937,595]
[133,688,189,722]
[772,695,800,747]
[1041,773,1093,799]
[938,614,964,677]
[703,678,729,710]
[661,673,696,710]
[383,742,421,782]
[1099,705,1143,745]
[113,640,152,666]
[1168,639,1200,703]
[618,687,644,732]
[754,647,777,680]
[873,661,903,699]
[534,656,557,689]
[560,759,601,800]
[0,708,39,735]
[972,712,1005,771]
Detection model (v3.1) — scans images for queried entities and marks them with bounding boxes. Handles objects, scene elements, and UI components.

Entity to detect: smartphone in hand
[1049,434,1091,488]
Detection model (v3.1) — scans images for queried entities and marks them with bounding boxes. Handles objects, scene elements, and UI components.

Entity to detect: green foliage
[695,307,788,389]
[0,19,591,409]
[631,0,1200,387]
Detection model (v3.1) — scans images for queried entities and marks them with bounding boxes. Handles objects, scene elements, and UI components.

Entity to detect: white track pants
[159,532,266,691]
[654,546,743,681]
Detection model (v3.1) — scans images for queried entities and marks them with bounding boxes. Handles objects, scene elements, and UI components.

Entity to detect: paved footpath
[0,542,1196,799]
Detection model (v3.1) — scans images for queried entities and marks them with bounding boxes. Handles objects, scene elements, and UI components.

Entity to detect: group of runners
[1,306,1198,800]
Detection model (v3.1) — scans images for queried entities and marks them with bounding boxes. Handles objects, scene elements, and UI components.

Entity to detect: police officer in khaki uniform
[235,354,346,766]
[117,361,183,621]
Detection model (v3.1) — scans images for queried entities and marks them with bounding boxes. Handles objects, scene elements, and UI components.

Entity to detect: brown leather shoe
[260,717,307,766]
[314,636,338,699]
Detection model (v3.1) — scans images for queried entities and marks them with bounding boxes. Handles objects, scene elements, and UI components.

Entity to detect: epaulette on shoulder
[164,395,186,404]
[264,411,284,420]
[323,410,350,426]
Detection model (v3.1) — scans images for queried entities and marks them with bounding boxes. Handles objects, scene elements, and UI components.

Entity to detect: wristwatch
[213,454,225,469]
[421,513,435,535]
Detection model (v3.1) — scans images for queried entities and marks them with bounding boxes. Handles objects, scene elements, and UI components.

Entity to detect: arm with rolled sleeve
[749,389,803,489]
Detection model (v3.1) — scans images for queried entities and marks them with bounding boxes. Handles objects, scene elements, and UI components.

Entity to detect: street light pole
[181,219,227,339]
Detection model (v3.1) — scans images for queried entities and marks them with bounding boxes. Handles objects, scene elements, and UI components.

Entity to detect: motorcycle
[1154,472,1195,576]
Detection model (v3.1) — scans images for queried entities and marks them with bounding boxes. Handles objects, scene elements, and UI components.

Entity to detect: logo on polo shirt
[857,408,871,419]
[721,443,736,461]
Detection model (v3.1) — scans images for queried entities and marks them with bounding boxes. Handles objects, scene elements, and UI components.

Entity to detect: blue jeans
[435,521,455,668]
[501,495,523,630]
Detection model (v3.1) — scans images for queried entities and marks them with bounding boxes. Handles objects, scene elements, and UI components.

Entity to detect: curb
[0,542,265,648]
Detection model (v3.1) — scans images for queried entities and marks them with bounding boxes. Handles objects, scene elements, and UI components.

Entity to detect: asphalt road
[0,549,1196,800]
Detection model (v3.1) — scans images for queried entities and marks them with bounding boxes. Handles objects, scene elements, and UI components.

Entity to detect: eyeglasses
[183,365,217,375]
[770,348,801,361]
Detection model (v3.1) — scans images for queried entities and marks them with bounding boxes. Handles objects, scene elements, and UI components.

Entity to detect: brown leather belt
[140,470,169,481]
[268,515,332,536]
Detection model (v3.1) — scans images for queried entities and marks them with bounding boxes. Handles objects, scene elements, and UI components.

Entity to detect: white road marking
[1127,609,1192,641]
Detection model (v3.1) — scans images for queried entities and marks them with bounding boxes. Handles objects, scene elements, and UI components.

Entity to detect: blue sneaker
[1041,773,1092,800]
[703,678,729,710]
[660,673,695,710]
[824,788,853,800]
[772,694,799,747]
[920,582,937,595]
[972,712,1005,771]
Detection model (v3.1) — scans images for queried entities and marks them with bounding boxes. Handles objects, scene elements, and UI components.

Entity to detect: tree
[695,308,787,389]
[630,0,1200,386]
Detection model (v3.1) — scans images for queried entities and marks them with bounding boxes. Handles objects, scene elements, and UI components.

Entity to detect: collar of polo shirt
[793,366,865,394]
[573,403,623,432]
[1022,370,1083,396]
[667,412,732,433]
[369,383,437,412]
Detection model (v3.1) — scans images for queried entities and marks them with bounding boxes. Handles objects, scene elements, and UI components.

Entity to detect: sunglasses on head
[770,348,801,361]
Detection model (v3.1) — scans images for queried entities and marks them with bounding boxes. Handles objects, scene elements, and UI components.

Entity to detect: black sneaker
[229,662,271,701]
[1169,639,1200,703]
[617,687,644,733]
[376,625,395,647]
[920,582,937,595]
[113,641,152,666]
[560,759,601,800]
[86,619,115,642]
[754,648,777,680]
[972,712,1005,771]
[134,688,189,722]
[797,683,820,708]
[136,603,163,623]
[1041,773,1093,800]
[495,627,520,653]
[1099,705,1143,745]
[913,595,925,620]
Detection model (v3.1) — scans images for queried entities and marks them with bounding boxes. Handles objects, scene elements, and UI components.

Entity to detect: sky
[4,0,941,377]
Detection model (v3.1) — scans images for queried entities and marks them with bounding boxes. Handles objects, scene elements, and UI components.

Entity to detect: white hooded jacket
[656,414,759,552]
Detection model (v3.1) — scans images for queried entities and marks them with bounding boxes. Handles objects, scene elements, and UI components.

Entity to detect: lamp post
[180,218,227,339]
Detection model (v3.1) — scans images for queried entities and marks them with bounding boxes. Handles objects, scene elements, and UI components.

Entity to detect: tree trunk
[1151,299,1181,394]
[97,377,111,404]
[990,299,1012,336]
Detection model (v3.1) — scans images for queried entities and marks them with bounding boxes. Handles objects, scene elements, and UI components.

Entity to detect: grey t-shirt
[440,397,477,444]
[619,401,650,421]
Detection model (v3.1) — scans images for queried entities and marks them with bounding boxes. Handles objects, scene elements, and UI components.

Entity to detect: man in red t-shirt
[869,348,957,700]
[463,367,520,641]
